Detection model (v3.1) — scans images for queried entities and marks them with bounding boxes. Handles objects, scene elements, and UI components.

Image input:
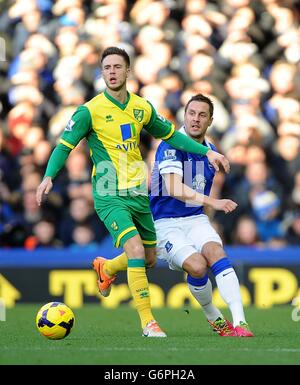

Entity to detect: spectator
[250,190,285,244]
[70,223,99,250]
[234,215,262,246]
[291,172,300,208]
[285,211,300,245]
[59,197,108,246]
[26,218,63,249]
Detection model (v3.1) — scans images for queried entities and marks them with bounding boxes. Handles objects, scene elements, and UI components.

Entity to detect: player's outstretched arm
[164,131,230,173]
[36,106,91,206]
[144,104,231,173]
[163,173,237,213]
[145,105,230,173]
[36,143,71,206]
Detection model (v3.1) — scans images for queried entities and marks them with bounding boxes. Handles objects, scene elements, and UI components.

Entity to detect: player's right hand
[212,199,238,214]
[206,150,230,173]
[36,177,53,206]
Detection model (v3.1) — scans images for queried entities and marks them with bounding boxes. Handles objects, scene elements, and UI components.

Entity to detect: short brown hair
[185,94,214,117]
[100,46,130,67]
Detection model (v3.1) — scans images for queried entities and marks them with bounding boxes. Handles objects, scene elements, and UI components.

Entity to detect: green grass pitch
[1,305,299,365]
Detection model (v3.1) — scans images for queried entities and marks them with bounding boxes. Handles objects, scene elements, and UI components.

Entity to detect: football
[36,302,75,340]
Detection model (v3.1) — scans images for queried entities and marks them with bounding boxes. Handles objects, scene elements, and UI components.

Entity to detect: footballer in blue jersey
[150,136,217,221]
[150,94,253,337]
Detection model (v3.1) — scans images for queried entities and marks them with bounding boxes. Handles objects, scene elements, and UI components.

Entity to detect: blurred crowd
[0,0,300,249]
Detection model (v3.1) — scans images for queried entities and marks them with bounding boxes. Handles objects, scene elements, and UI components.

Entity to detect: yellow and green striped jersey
[59,90,175,191]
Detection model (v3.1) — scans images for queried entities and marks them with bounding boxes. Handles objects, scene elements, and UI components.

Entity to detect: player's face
[184,101,213,139]
[102,54,130,91]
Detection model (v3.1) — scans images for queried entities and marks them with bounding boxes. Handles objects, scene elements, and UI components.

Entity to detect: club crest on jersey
[111,221,118,231]
[163,149,176,161]
[65,119,75,132]
[165,241,173,253]
[133,109,144,122]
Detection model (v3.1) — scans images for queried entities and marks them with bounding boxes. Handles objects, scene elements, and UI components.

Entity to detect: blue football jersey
[150,136,216,220]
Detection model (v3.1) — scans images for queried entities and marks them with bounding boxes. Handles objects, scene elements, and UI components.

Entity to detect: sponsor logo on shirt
[120,123,136,141]
[116,142,138,151]
[116,123,138,151]
[65,119,75,131]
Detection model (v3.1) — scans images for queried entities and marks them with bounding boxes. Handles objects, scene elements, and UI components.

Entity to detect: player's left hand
[212,199,238,214]
[206,150,230,173]
[36,176,53,206]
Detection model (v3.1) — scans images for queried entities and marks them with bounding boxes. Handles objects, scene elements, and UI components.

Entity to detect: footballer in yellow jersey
[59,90,175,191]
[51,89,177,247]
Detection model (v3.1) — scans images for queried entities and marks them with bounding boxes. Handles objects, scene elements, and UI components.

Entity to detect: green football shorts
[93,192,157,248]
